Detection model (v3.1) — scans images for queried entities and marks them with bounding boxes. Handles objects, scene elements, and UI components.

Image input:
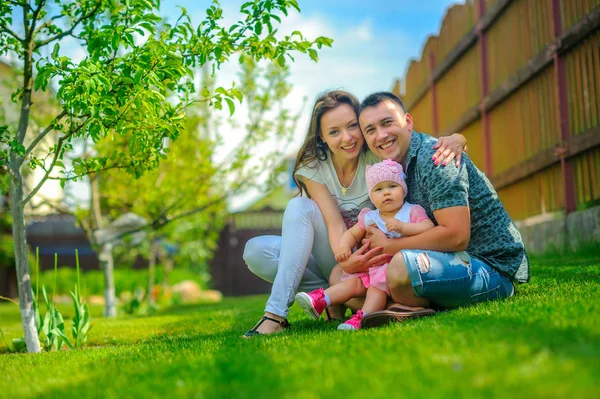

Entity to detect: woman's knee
[243,237,275,280]
[386,253,411,290]
[243,237,261,266]
[283,197,318,222]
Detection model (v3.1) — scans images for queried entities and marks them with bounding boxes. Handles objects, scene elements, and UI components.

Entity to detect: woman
[243,90,466,336]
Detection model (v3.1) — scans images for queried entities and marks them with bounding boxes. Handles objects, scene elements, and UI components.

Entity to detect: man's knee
[386,253,411,290]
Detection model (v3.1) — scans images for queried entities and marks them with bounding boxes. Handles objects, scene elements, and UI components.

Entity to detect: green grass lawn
[1,254,599,399]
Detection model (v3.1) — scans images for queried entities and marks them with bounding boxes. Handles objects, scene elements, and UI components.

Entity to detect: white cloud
[354,19,373,42]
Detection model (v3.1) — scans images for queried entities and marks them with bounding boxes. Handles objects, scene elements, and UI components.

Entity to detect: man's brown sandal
[360,306,436,329]
[243,316,290,337]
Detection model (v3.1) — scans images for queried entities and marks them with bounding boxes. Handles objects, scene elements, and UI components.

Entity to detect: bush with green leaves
[34,266,208,297]
[1,250,91,352]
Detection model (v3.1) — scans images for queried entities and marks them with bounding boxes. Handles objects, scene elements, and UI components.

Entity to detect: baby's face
[371,181,405,212]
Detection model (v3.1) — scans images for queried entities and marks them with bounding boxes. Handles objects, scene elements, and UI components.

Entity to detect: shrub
[35,267,209,297]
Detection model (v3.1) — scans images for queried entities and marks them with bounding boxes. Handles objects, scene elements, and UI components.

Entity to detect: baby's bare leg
[325,277,366,306]
[362,286,388,314]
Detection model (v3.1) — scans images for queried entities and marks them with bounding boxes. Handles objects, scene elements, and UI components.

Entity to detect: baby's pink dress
[341,204,430,294]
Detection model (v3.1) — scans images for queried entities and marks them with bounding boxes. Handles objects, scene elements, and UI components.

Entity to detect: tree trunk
[99,243,117,317]
[147,240,158,306]
[9,158,41,353]
[8,16,41,353]
[162,255,173,292]
[90,175,117,317]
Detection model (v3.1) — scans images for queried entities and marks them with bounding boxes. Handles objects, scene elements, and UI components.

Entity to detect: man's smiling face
[359,100,413,163]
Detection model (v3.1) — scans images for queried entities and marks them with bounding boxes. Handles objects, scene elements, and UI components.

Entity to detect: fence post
[551,0,577,214]
[429,53,439,136]
[477,0,493,177]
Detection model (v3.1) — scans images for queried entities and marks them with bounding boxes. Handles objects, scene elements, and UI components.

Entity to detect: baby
[295,159,434,330]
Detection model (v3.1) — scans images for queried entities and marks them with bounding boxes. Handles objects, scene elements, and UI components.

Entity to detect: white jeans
[243,197,337,318]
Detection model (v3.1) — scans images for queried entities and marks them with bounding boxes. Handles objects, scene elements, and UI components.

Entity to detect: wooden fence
[395,0,600,221]
[210,207,284,296]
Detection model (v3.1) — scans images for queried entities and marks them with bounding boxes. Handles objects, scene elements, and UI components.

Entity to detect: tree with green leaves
[92,56,299,315]
[0,0,332,353]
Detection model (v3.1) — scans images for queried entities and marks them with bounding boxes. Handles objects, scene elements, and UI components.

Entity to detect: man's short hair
[359,91,407,115]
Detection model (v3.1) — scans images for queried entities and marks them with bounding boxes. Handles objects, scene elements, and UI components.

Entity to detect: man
[353,92,529,327]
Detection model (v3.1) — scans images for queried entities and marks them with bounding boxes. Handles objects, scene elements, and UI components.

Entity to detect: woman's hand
[432,133,467,167]
[339,241,390,274]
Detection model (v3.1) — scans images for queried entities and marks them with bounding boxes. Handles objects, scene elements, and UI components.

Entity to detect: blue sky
[161,0,459,102]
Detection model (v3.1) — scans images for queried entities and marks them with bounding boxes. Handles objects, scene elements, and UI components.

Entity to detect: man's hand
[363,225,398,255]
[334,245,352,263]
[386,220,404,234]
[339,240,391,274]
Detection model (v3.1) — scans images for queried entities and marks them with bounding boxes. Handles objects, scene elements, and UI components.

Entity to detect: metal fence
[395,0,600,221]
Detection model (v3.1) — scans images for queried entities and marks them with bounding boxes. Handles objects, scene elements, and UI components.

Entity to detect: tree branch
[7,1,29,8]
[33,13,69,35]
[35,3,103,48]
[23,110,68,159]
[27,0,46,39]
[25,194,68,213]
[43,163,127,181]
[159,193,234,228]
[0,22,23,43]
[22,121,88,205]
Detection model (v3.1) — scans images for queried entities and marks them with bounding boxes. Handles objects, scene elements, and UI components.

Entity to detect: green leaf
[230,88,243,102]
[11,337,26,353]
[51,43,60,60]
[276,54,285,67]
[225,97,235,116]
[307,48,318,62]
[0,330,14,353]
[52,328,74,349]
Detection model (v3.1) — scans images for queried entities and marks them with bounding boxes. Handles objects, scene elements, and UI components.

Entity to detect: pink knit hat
[366,159,407,201]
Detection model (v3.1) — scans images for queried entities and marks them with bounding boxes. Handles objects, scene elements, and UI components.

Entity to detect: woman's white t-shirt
[295,150,380,229]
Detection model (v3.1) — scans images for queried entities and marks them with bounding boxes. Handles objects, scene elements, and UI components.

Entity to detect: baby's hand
[386,220,404,234]
[335,246,352,263]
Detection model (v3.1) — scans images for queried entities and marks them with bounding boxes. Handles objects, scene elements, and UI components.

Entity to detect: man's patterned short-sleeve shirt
[404,131,530,282]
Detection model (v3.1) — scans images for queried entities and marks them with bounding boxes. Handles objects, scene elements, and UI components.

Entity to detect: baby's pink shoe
[295,288,327,320]
[338,310,364,331]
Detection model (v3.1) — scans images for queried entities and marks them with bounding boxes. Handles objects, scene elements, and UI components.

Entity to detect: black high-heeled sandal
[243,316,290,337]
[323,306,345,323]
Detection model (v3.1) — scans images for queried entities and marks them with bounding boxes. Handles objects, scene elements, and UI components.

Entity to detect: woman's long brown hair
[292,90,365,198]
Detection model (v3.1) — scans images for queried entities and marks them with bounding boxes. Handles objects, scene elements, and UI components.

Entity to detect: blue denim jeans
[243,197,337,318]
[401,250,515,309]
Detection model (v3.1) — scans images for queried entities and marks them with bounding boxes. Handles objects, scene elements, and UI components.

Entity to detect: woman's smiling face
[320,103,364,161]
